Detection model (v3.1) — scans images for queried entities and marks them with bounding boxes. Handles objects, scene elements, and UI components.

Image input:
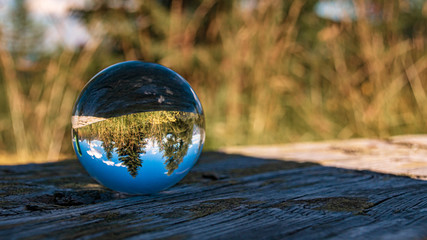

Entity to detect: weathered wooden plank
[71,116,107,128]
[0,137,427,239]
[222,135,427,180]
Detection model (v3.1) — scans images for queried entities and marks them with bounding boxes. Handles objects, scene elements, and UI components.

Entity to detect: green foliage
[76,111,203,176]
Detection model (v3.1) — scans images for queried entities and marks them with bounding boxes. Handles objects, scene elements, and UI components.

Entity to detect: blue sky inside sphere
[72,126,203,194]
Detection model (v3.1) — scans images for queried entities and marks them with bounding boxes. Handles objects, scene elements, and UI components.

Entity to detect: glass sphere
[71,61,205,194]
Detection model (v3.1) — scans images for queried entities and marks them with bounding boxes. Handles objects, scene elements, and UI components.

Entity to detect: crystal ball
[71,61,205,194]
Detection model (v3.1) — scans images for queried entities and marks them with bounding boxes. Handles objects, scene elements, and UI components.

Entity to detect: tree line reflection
[74,111,204,177]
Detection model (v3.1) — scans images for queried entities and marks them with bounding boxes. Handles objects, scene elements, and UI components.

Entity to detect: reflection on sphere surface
[72,61,205,194]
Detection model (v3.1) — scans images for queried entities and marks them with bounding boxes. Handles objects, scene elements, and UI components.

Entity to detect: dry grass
[0,0,426,163]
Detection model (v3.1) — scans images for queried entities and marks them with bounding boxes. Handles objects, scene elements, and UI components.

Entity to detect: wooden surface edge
[220,134,427,180]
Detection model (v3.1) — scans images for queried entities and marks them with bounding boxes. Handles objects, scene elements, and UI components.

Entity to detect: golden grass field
[0,0,426,164]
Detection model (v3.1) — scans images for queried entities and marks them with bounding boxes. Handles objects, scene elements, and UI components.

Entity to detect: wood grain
[223,135,427,180]
[1,136,427,239]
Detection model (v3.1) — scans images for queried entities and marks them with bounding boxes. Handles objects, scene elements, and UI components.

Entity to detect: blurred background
[0,0,426,164]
